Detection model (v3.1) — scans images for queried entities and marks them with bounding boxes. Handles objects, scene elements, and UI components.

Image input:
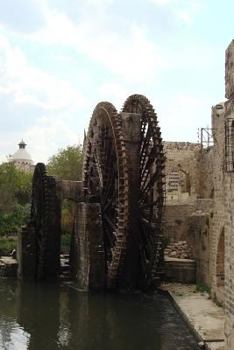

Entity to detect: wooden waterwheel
[82,102,129,288]
[122,94,165,288]
[31,163,60,280]
[82,95,165,290]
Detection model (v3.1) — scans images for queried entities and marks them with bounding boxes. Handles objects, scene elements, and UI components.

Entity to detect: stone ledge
[162,283,225,350]
[164,257,196,283]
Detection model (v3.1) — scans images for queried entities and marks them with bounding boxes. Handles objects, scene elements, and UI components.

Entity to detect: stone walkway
[161,283,225,350]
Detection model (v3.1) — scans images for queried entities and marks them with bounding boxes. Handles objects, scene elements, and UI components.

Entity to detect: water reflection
[0,280,199,350]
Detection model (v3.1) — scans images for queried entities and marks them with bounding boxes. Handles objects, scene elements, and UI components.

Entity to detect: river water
[0,280,200,350]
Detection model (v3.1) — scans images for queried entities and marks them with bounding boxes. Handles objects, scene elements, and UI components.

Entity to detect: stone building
[163,40,234,349]
[8,140,34,172]
[164,142,200,247]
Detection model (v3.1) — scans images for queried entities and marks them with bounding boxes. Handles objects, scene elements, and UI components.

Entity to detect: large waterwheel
[122,94,165,289]
[82,95,165,290]
[82,102,129,289]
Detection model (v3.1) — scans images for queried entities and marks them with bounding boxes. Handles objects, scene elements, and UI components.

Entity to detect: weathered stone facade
[163,40,234,350]
[164,141,209,283]
[164,141,200,202]
[223,43,234,348]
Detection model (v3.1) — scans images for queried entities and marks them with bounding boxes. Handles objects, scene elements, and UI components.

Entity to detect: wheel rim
[83,102,129,288]
[122,94,165,286]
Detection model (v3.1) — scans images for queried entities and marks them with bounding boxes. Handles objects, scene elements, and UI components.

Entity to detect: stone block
[164,257,196,283]
[74,202,105,291]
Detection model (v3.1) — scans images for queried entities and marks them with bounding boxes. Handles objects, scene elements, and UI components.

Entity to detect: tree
[0,163,32,236]
[47,145,83,251]
[0,204,30,236]
[47,144,83,181]
[0,163,32,212]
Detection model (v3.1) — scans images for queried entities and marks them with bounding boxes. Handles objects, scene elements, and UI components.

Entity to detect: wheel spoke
[82,102,129,288]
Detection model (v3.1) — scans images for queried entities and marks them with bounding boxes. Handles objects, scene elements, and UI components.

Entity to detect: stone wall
[222,43,234,347]
[196,147,214,199]
[214,98,234,348]
[163,203,195,243]
[163,46,234,345]
[163,141,212,288]
[207,103,226,305]
[188,208,212,287]
[164,142,200,202]
[163,119,232,347]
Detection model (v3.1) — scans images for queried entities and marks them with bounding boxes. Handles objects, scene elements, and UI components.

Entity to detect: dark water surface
[0,280,200,350]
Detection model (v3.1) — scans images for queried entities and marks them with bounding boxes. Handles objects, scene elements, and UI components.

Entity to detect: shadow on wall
[216,228,225,288]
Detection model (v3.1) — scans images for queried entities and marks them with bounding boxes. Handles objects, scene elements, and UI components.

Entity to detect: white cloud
[149,0,175,5]
[177,10,192,23]
[24,115,80,163]
[0,112,84,164]
[0,0,217,165]
[149,0,202,24]
[29,9,167,84]
[158,93,214,142]
[0,31,88,164]
[0,0,46,32]
[0,32,87,111]
[98,82,130,107]
[80,0,114,6]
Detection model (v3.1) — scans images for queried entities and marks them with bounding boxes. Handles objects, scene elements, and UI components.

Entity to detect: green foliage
[61,233,72,253]
[61,199,75,233]
[0,145,82,238]
[0,237,17,255]
[0,162,32,212]
[47,145,82,254]
[0,204,30,236]
[0,163,32,236]
[61,200,75,253]
[196,283,210,294]
[47,144,83,180]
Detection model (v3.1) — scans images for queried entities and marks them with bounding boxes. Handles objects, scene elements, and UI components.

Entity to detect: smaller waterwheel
[31,163,60,280]
[122,94,165,288]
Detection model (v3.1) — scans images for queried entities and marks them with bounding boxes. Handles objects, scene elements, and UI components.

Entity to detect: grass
[196,283,210,294]
[0,236,17,256]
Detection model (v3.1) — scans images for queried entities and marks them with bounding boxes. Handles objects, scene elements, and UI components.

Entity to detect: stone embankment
[162,283,225,350]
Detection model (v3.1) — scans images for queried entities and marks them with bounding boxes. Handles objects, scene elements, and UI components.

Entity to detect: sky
[0,0,233,164]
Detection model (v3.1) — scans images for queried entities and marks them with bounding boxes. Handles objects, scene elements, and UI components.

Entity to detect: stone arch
[216,228,225,288]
